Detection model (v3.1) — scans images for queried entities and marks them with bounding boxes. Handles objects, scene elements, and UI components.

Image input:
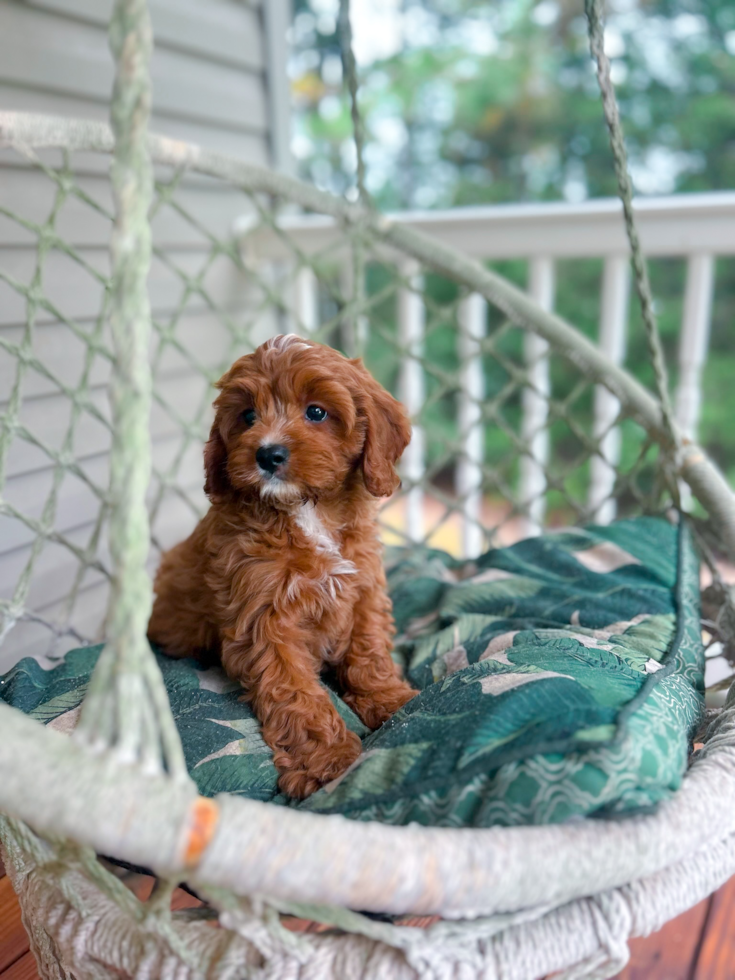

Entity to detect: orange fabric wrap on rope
[180,797,220,868]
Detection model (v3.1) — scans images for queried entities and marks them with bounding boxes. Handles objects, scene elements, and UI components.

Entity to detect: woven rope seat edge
[2,0,735,973]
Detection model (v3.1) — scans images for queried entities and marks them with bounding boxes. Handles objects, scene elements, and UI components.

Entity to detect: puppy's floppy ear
[358,369,412,498]
[204,366,236,500]
[203,420,230,500]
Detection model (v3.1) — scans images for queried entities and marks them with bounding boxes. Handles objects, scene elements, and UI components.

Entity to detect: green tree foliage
[289,0,735,481]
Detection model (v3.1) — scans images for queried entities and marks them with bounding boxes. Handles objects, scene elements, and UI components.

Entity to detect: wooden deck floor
[1,855,732,978]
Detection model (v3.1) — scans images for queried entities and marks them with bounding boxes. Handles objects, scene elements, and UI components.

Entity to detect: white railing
[243,192,735,556]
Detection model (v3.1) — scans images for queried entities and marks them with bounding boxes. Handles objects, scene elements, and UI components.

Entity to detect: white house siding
[0,0,292,666]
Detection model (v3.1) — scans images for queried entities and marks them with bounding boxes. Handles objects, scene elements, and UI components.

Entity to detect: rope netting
[0,133,675,668]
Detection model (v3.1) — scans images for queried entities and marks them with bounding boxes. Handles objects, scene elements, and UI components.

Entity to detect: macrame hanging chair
[1,1,735,978]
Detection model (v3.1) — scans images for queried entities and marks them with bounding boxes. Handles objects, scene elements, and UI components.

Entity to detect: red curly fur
[148,335,416,798]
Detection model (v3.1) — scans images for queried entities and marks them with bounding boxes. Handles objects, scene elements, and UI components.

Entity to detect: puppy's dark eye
[239,409,257,427]
[305,405,328,423]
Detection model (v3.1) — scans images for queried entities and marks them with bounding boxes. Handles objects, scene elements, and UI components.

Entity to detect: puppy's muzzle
[256,444,289,476]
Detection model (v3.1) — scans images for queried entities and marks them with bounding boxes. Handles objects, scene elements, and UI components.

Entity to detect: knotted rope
[75,0,187,778]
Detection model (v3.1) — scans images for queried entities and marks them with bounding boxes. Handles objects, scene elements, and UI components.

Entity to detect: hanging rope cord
[337,0,370,357]
[75,0,188,778]
[584,0,680,460]
[584,1,735,654]
[338,0,371,209]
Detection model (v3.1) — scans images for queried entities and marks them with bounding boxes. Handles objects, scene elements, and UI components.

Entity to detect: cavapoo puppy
[148,334,416,798]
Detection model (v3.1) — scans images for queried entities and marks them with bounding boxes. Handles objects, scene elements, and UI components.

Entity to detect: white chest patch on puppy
[294,502,357,581]
[295,502,339,554]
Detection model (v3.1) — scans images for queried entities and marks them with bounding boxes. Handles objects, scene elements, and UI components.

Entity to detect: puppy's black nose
[256,444,289,474]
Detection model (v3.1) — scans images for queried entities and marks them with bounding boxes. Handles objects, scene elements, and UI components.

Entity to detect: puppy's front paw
[344,679,417,730]
[275,728,362,800]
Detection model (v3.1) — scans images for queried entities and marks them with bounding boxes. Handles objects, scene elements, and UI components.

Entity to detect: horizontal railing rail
[242,192,735,261]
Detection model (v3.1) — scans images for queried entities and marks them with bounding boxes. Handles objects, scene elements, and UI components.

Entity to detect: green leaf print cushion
[0,516,704,828]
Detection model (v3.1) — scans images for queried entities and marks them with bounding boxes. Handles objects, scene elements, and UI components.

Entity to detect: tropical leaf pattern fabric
[0,517,704,828]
